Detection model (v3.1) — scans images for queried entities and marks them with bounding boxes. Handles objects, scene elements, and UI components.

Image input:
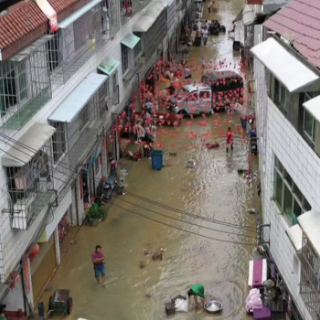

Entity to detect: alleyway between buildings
[39,0,258,319]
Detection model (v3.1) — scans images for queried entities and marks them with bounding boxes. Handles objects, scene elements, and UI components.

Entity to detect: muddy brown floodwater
[40,0,261,319]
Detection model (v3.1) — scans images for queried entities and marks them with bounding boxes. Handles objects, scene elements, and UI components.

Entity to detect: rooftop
[0,0,91,61]
[264,0,320,69]
[48,0,91,20]
[0,1,48,60]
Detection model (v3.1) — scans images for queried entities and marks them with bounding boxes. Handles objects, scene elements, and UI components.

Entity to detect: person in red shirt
[226,127,234,152]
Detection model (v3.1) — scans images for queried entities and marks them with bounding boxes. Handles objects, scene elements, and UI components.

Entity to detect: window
[121,45,129,75]
[133,32,142,56]
[273,156,311,225]
[301,92,319,143]
[274,78,289,111]
[112,71,117,94]
[47,33,60,73]
[0,61,29,116]
[200,91,210,99]
[303,110,315,141]
[51,121,66,163]
[187,92,198,101]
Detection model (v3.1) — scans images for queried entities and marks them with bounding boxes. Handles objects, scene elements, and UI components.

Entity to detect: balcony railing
[300,237,320,320]
[120,0,152,25]
[49,3,104,85]
[0,35,53,130]
[50,78,108,187]
[5,141,55,230]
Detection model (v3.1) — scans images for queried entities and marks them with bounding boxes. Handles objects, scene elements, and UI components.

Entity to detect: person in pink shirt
[91,245,106,286]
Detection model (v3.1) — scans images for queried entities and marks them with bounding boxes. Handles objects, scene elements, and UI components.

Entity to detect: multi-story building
[0,0,194,312]
[252,0,320,319]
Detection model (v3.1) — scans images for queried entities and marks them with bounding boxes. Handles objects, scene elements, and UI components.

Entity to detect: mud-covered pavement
[39,0,260,319]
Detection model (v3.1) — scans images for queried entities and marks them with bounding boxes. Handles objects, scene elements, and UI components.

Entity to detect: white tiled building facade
[253,26,320,320]
[0,0,192,310]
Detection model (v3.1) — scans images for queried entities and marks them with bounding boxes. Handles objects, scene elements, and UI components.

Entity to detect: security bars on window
[48,4,103,85]
[0,37,52,130]
[102,0,121,39]
[5,141,55,230]
[50,86,108,197]
[300,235,320,320]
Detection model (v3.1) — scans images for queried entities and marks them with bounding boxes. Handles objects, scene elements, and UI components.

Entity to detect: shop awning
[39,189,72,242]
[303,95,320,123]
[121,33,140,49]
[59,0,103,29]
[298,210,320,256]
[243,5,255,26]
[49,73,108,123]
[10,35,53,62]
[132,1,167,32]
[2,123,56,167]
[233,9,243,23]
[251,38,319,92]
[286,224,303,252]
[98,57,120,75]
[165,0,176,5]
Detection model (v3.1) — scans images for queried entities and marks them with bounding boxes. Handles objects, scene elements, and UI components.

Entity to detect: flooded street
[40,0,259,319]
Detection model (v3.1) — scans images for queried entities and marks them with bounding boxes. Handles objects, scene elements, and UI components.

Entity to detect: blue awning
[49,73,108,123]
[98,57,120,75]
[121,33,140,49]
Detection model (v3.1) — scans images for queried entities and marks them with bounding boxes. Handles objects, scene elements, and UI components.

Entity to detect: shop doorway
[71,182,79,226]
[31,239,56,305]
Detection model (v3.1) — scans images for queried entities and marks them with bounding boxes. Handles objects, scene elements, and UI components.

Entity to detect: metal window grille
[102,0,120,39]
[49,4,104,85]
[51,83,108,187]
[167,2,176,36]
[98,79,109,117]
[133,32,142,57]
[122,45,129,74]
[0,38,52,130]
[51,121,67,163]
[141,9,167,62]
[300,236,320,320]
[5,141,55,230]
[112,72,117,94]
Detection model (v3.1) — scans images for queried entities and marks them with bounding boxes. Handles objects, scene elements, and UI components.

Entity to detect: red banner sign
[34,0,59,32]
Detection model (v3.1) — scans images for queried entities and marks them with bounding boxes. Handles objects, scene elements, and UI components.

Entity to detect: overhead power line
[0,132,256,233]
[117,197,256,238]
[124,191,256,231]
[112,202,257,246]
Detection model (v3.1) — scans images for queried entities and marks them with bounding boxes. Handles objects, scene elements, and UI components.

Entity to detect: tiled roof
[49,0,80,14]
[48,0,91,20]
[0,1,48,59]
[264,0,320,68]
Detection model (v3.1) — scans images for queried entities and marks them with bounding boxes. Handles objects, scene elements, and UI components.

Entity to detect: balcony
[48,0,104,85]
[2,123,56,230]
[49,73,108,181]
[298,211,320,320]
[120,0,152,25]
[0,36,53,130]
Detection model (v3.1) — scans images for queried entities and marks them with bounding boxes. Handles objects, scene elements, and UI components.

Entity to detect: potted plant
[87,203,107,226]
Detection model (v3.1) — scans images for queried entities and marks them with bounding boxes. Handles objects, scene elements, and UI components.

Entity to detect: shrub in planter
[87,203,107,226]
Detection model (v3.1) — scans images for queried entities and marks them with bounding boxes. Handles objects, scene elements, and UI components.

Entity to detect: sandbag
[175,299,188,312]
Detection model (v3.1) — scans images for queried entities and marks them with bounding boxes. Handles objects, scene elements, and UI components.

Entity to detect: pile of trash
[165,295,188,315]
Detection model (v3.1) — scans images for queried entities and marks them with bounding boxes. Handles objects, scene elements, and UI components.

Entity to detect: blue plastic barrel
[151,150,164,170]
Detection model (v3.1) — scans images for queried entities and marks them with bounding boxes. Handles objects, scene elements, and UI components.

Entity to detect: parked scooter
[96,177,124,205]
